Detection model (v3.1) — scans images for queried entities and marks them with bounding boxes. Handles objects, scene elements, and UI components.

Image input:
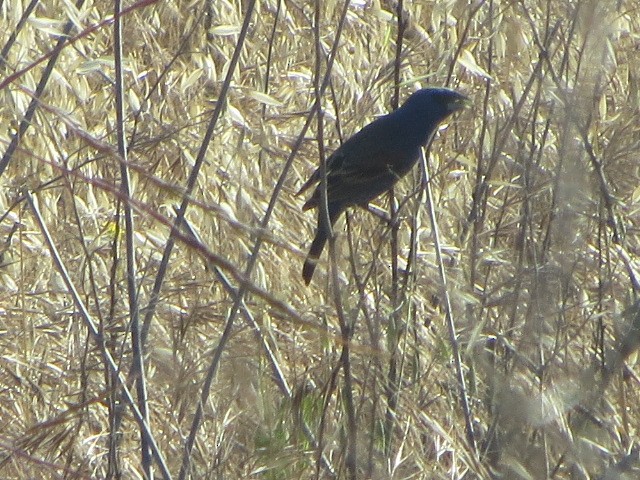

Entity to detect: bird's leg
[359,203,396,226]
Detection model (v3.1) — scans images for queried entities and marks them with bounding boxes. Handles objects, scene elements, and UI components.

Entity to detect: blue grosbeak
[298,88,469,285]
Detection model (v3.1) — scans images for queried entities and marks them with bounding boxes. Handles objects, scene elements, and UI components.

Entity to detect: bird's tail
[302,205,340,285]
[302,231,327,285]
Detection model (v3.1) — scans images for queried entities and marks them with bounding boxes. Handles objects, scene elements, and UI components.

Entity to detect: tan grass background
[1,0,639,478]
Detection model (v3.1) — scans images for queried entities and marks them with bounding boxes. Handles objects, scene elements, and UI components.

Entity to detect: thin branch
[25,191,172,480]
[113,0,151,477]
[421,149,477,453]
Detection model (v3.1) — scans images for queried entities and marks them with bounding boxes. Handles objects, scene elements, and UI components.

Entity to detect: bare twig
[25,191,172,480]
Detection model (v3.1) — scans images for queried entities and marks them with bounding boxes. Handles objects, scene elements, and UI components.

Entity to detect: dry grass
[1,0,640,478]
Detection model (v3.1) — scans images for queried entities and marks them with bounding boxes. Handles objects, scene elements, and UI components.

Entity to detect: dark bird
[297,87,469,285]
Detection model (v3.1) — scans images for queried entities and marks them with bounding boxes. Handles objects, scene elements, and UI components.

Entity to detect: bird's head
[402,87,470,120]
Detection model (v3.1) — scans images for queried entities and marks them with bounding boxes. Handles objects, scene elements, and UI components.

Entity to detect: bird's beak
[448,95,470,112]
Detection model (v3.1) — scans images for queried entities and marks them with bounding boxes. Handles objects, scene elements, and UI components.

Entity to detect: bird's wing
[297,114,398,195]
[322,152,402,207]
[296,168,320,196]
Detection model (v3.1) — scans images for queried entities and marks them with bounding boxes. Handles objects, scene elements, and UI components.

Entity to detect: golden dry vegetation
[1,0,640,478]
